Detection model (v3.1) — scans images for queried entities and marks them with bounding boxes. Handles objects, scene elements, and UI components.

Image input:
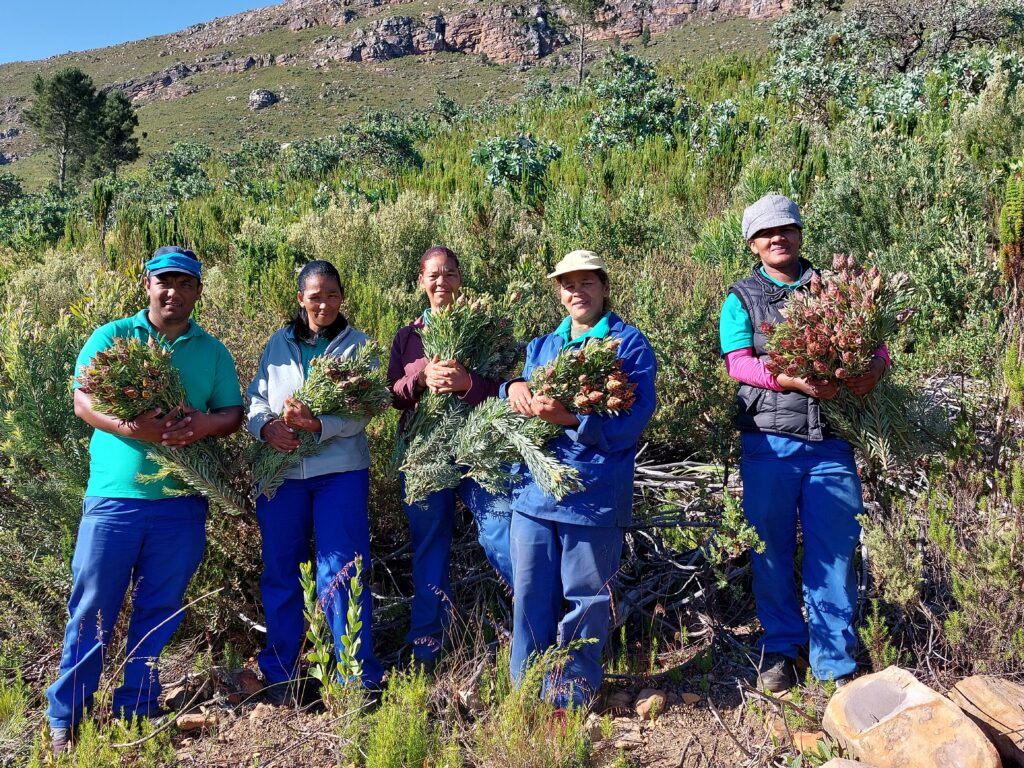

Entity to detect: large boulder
[948,675,1024,767]
[248,89,279,110]
[822,666,1000,768]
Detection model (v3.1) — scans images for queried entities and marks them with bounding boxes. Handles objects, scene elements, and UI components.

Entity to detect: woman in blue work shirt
[503,249,657,709]
[247,260,384,700]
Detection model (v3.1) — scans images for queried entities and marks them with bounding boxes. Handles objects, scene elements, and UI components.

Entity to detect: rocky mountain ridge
[0,0,787,170]
[43,0,787,105]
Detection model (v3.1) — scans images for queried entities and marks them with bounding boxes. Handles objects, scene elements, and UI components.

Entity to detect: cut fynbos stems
[455,398,583,500]
[759,255,939,471]
[77,336,248,512]
[77,336,187,421]
[761,254,912,382]
[253,342,391,501]
[397,293,525,504]
[530,337,637,416]
[456,336,637,499]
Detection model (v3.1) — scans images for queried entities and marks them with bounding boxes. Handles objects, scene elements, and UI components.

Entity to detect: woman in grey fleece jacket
[246,261,384,698]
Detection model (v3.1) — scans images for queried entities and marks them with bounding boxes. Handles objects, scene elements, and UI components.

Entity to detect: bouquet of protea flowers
[252,342,391,500]
[77,336,250,514]
[761,254,911,382]
[530,337,637,415]
[456,336,636,499]
[77,337,187,417]
[759,255,937,471]
[395,294,593,505]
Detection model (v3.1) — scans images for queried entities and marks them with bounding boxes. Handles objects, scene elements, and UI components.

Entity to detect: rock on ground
[948,675,1024,767]
[176,712,221,732]
[635,688,667,721]
[822,666,1000,768]
[248,89,279,110]
[792,731,827,754]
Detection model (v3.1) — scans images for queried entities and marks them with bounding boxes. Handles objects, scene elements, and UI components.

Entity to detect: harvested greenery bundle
[77,336,249,513]
[760,255,937,470]
[455,398,581,499]
[821,376,945,473]
[457,336,637,498]
[397,294,524,504]
[253,342,391,500]
[761,254,911,381]
[76,336,187,421]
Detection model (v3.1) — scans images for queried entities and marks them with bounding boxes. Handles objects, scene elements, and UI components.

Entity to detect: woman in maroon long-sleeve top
[387,245,513,671]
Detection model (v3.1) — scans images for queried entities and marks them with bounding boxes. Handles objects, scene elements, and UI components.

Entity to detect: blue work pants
[739,432,862,680]
[401,476,512,660]
[256,469,383,688]
[509,511,623,709]
[47,496,207,729]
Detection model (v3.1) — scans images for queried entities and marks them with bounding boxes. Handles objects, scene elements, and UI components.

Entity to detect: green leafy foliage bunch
[455,337,637,499]
[397,294,523,503]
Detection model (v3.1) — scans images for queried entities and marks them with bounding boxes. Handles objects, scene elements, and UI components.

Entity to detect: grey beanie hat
[741,194,802,241]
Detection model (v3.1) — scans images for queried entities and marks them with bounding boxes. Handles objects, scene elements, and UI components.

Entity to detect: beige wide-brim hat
[547,249,607,279]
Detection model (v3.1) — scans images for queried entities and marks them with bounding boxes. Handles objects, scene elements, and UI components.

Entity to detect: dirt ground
[160,632,822,768]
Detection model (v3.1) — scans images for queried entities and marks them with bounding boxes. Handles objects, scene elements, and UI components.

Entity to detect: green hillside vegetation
[1,14,770,187]
[1,0,1024,764]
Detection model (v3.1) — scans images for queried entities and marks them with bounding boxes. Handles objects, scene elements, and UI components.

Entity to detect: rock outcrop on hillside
[0,0,789,161]
[160,0,789,68]
[157,0,787,58]
[103,53,295,103]
[79,0,787,106]
[310,7,565,65]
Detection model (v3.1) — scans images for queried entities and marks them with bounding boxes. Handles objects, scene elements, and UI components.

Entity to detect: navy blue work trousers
[740,432,863,680]
[509,511,623,709]
[401,476,513,660]
[47,495,207,729]
[256,469,384,688]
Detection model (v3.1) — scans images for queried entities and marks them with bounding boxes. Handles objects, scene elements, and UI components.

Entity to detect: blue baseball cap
[145,246,202,279]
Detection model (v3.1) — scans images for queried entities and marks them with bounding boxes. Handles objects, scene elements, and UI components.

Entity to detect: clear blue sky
[0,1,271,65]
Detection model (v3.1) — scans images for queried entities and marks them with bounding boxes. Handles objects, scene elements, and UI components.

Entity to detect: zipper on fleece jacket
[284,333,311,482]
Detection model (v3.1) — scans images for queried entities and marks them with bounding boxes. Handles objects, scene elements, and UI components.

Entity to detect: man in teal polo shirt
[46,246,243,753]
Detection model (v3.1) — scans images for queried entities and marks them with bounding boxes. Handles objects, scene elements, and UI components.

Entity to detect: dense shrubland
[2,0,1024,763]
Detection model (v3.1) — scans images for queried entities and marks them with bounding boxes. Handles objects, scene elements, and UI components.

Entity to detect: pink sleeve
[724,348,784,392]
[873,344,891,369]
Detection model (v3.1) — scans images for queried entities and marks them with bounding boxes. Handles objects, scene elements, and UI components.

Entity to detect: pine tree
[562,0,609,85]
[85,91,140,179]
[23,69,139,187]
[24,68,101,188]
